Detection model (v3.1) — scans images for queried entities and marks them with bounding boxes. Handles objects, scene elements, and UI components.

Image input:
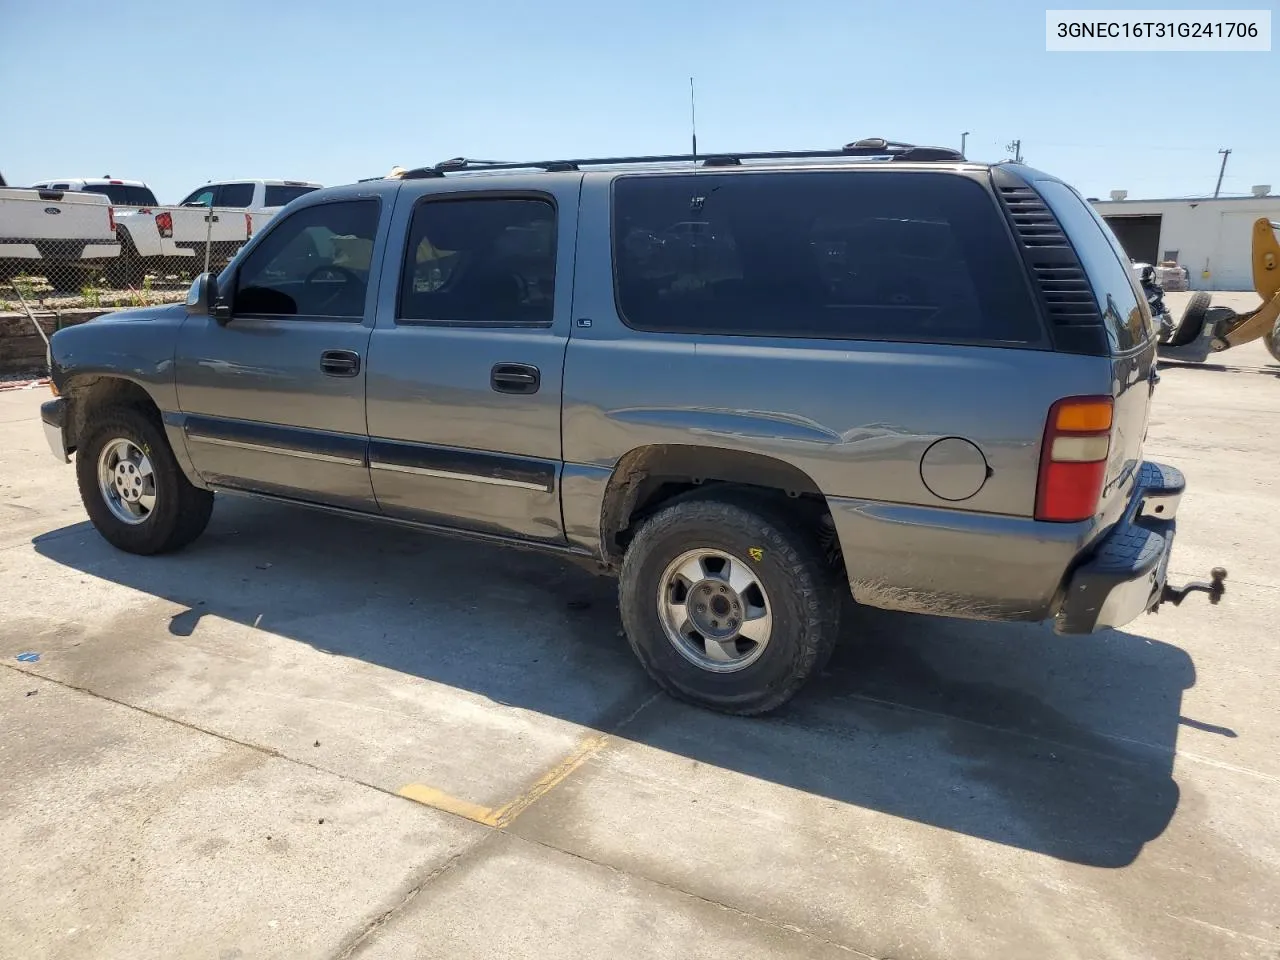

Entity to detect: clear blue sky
[1,0,1274,203]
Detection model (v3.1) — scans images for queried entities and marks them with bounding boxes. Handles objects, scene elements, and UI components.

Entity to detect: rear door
[364,176,580,541]
[1036,179,1158,509]
[175,193,390,509]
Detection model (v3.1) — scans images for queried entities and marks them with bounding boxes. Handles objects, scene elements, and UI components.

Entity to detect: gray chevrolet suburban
[40,139,1225,714]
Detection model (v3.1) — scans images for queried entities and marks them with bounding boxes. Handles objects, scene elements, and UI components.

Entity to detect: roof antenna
[689,77,698,167]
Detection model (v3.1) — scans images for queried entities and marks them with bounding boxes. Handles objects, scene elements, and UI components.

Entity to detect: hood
[88,303,186,324]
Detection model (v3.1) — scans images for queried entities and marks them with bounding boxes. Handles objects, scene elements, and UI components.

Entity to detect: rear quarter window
[612,170,1044,345]
[265,185,319,207]
[218,183,256,208]
[1036,180,1154,354]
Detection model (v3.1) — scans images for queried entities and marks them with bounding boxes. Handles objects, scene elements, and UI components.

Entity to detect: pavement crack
[4,666,878,956]
[329,834,497,960]
[507,832,877,958]
[0,661,472,815]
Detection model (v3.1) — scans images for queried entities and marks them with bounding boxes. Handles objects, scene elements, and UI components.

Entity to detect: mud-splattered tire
[619,493,842,715]
[75,405,213,555]
[1165,291,1212,347]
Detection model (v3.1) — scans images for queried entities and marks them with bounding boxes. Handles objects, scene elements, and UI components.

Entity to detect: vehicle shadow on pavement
[33,496,1196,869]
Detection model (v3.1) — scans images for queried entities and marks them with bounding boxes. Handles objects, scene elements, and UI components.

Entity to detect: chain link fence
[0,196,249,375]
[0,256,193,376]
[1,231,215,303]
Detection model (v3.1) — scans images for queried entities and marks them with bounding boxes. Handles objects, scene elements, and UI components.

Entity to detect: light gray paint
[46,164,1156,623]
[362,173,582,540]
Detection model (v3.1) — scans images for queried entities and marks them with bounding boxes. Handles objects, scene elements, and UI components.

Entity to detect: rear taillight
[245,212,253,239]
[1035,396,1114,522]
[108,205,116,232]
[155,211,173,238]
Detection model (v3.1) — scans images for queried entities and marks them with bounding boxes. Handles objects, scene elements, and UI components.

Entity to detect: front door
[364,179,579,541]
[175,195,388,509]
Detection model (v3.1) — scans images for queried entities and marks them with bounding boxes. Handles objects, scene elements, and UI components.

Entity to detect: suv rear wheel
[619,494,842,714]
[75,406,214,554]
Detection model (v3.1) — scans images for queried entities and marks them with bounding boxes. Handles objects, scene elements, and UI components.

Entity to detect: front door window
[233,200,379,319]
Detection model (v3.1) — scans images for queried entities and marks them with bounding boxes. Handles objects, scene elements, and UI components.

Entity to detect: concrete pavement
[1,325,1278,959]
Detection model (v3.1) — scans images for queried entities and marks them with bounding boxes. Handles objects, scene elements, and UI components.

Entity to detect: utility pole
[961,131,970,157]
[1214,148,1231,198]
[1006,139,1023,163]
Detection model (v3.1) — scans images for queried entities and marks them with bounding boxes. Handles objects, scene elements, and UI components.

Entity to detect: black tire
[106,229,145,289]
[75,405,213,555]
[618,493,842,715]
[1264,318,1280,365]
[1165,291,1212,347]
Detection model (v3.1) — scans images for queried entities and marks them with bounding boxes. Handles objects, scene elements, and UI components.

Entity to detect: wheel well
[64,376,161,452]
[599,445,839,568]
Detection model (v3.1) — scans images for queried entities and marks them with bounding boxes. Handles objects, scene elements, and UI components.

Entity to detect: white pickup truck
[0,185,120,287]
[109,179,320,283]
[28,177,159,208]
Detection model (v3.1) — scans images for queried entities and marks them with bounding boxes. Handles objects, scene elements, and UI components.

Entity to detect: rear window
[82,184,158,206]
[265,185,319,207]
[218,183,256,208]
[612,171,1043,344]
[1036,180,1154,353]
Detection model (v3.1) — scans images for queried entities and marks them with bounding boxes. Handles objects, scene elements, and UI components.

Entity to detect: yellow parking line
[488,732,611,827]
[396,784,502,826]
[396,731,612,829]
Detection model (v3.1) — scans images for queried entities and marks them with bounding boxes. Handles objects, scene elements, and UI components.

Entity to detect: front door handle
[491,363,540,395]
[321,349,361,377]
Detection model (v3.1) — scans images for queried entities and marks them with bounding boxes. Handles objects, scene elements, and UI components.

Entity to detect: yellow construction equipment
[1206,217,1280,362]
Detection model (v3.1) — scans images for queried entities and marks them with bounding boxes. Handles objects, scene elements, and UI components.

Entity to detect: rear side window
[265,185,319,207]
[1037,180,1154,353]
[218,183,256,208]
[612,171,1043,344]
[82,184,158,206]
[397,197,556,326]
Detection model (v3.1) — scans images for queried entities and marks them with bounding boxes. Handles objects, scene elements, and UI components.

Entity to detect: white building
[1090,189,1279,291]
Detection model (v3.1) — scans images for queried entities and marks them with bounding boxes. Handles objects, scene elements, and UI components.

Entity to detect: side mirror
[186,272,232,323]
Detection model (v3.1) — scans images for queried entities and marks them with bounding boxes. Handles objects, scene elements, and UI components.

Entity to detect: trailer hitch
[1160,567,1227,607]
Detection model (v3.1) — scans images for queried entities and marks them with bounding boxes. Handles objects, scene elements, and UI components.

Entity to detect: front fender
[48,306,205,485]
[50,304,185,418]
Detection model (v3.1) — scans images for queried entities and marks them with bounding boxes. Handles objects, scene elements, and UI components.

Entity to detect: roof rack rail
[376,139,964,181]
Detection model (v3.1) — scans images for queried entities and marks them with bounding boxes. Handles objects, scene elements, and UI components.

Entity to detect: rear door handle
[321,349,361,377]
[491,363,540,395]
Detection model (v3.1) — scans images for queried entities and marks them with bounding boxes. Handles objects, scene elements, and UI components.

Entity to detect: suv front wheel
[619,494,842,715]
[75,406,214,555]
